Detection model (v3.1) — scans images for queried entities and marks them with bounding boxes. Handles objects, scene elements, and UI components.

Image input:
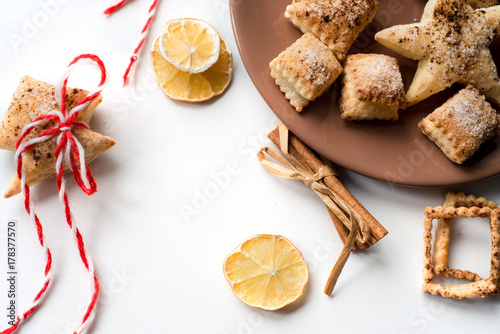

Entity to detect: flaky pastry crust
[285,0,379,61]
[418,85,499,164]
[375,0,500,106]
[0,76,115,198]
[340,53,405,121]
[270,33,342,111]
[0,76,101,151]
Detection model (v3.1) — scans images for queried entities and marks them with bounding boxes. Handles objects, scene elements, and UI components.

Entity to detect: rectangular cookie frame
[422,192,500,299]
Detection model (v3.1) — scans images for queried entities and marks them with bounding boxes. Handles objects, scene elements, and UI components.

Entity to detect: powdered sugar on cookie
[349,54,405,106]
[447,86,498,140]
[285,0,379,60]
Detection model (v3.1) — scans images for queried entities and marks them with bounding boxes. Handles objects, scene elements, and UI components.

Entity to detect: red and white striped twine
[104,0,159,86]
[103,0,127,15]
[1,54,108,334]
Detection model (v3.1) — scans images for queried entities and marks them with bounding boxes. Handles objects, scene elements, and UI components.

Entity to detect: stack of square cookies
[270,0,407,120]
[272,1,405,118]
[270,0,500,164]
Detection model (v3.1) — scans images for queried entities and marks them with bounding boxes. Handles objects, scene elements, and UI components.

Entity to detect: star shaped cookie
[0,76,115,198]
[375,0,500,106]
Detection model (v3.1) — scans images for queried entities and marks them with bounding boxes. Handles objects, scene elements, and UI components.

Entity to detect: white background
[0,0,500,333]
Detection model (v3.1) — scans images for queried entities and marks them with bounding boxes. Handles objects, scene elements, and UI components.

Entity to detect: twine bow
[15,55,107,196]
[257,121,371,295]
[2,54,108,334]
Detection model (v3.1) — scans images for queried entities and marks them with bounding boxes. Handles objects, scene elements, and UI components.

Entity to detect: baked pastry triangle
[0,76,115,198]
[375,0,500,106]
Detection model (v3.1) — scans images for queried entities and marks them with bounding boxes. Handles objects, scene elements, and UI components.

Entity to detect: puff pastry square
[285,0,379,61]
[270,32,342,112]
[418,85,500,164]
[0,76,115,197]
[340,53,405,121]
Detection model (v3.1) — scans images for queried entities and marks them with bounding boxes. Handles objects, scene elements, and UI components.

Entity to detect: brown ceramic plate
[230,0,500,186]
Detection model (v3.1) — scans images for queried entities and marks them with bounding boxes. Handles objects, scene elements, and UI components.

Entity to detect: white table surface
[1,1,500,333]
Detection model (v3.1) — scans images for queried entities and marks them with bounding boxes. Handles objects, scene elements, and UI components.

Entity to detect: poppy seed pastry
[375,0,500,106]
[269,33,343,112]
[285,0,379,61]
[340,53,405,121]
[418,85,500,164]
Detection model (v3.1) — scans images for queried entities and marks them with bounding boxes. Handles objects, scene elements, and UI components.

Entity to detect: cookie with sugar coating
[375,0,500,106]
[418,85,500,164]
[340,53,405,121]
[269,33,342,112]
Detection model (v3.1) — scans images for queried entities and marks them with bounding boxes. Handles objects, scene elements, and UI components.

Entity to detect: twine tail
[3,54,108,334]
[121,0,159,86]
[58,173,99,334]
[53,55,107,333]
[0,173,53,334]
[103,0,127,15]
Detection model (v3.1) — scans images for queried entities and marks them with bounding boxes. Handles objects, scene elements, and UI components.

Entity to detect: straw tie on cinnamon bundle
[257,121,387,296]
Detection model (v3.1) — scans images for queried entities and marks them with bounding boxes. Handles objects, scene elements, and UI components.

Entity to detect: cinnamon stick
[268,126,387,250]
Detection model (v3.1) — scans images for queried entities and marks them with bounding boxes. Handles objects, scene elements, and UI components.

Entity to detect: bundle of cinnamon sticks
[260,124,387,295]
[267,126,387,249]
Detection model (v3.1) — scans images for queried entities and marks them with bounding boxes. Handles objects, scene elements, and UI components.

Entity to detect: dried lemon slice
[159,18,220,74]
[151,20,232,102]
[223,234,309,311]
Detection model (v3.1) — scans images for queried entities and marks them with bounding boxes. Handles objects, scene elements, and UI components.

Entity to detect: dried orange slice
[223,234,309,310]
[151,19,232,102]
[159,18,220,74]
